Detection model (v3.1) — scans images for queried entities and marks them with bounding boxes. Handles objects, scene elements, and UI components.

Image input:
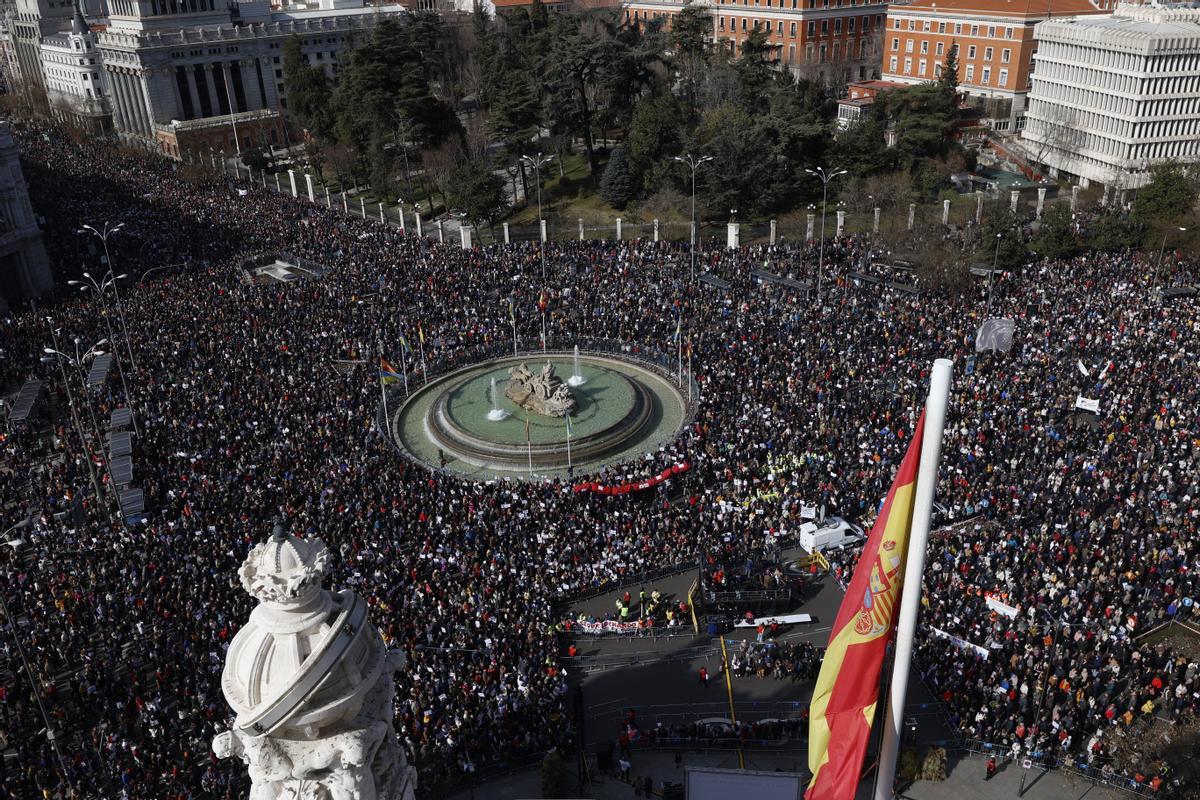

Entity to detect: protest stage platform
[389,351,688,480]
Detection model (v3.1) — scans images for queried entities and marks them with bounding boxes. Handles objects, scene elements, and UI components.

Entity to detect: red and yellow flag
[806,411,926,800]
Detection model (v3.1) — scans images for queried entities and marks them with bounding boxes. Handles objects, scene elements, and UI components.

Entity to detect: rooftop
[889,0,1112,19]
[1039,2,1200,39]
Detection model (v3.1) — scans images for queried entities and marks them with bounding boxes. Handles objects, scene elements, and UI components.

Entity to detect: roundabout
[389,349,690,480]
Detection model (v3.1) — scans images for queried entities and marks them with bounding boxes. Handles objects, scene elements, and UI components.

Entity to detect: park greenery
[277,4,1200,283]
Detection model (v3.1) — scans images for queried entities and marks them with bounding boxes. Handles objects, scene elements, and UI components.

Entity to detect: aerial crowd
[0,119,1197,799]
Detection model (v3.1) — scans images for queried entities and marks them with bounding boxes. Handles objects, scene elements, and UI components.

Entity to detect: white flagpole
[377,338,389,433]
[399,340,410,397]
[677,325,683,387]
[565,417,572,472]
[874,357,954,800]
[687,341,693,402]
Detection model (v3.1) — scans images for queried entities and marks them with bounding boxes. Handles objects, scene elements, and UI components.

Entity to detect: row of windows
[1037,41,1200,76]
[892,37,1013,64]
[717,15,876,35]
[717,0,879,8]
[891,17,1014,39]
[889,55,1009,88]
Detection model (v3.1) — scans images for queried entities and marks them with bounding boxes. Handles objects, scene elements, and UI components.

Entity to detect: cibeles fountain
[212,520,417,800]
[387,344,691,480]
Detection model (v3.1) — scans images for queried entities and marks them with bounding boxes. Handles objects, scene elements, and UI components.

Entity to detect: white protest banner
[985,594,1019,619]
[1075,395,1100,414]
[931,627,990,660]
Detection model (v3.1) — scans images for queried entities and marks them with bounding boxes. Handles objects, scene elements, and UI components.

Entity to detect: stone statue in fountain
[506,362,576,417]
[211,519,417,800]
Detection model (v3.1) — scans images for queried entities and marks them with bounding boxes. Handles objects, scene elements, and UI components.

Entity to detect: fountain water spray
[567,344,587,387]
[487,376,510,421]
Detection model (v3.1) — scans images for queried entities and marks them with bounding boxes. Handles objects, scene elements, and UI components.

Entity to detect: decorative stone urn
[212,519,416,800]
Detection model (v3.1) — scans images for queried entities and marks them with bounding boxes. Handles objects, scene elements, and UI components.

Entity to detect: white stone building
[96,0,406,157]
[1024,3,1200,188]
[39,4,111,131]
[0,120,52,311]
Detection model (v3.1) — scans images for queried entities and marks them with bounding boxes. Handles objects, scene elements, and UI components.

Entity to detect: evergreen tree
[625,93,685,195]
[1132,161,1197,232]
[282,36,332,138]
[939,43,959,94]
[735,28,775,109]
[445,158,507,228]
[600,147,635,210]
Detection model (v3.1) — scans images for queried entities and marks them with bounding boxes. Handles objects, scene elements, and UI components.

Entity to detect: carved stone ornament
[505,362,576,418]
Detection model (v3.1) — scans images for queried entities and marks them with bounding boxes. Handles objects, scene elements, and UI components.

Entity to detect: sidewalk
[447,749,1125,800]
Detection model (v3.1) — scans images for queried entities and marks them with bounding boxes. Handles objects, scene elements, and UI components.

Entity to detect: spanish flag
[806,411,926,800]
[379,358,402,384]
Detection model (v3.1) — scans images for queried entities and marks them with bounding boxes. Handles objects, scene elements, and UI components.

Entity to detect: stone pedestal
[437,219,445,243]
[1010,190,1019,213]
[1036,187,1047,217]
[653,219,660,242]
[873,207,880,234]
[579,219,585,241]
[615,217,622,241]
[414,212,422,236]
[835,210,845,236]
[942,199,951,225]
[540,219,547,243]
[976,194,984,224]
[360,198,367,219]
[769,219,777,245]
[460,224,472,249]
[907,203,915,230]
[1070,185,1080,212]
[379,203,385,224]
[288,170,298,198]
[806,213,815,241]
[726,221,740,250]
[503,222,510,244]
[304,173,315,203]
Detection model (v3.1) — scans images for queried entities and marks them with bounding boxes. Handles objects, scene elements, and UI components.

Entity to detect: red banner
[572,462,690,495]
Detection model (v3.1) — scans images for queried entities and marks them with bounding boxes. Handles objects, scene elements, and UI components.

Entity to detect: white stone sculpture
[213,519,417,800]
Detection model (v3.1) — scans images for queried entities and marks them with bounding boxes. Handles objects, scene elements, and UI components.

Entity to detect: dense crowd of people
[0,118,1198,798]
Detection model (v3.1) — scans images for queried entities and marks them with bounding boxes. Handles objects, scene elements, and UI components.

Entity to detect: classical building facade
[623,0,886,86]
[880,0,1114,131]
[0,121,52,311]
[39,4,111,131]
[95,0,404,157]
[1023,3,1200,188]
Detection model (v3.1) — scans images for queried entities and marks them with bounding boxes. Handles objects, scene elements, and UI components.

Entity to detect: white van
[798,517,865,554]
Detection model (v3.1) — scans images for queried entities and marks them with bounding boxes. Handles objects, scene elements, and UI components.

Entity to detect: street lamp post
[41,322,107,520]
[520,152,555,283]
[69,271,138,435]
[805,166,848,302]
[1152,226,1187,300]
[673,153,713,284]
[78,223,137,373]
[988,232,1002,315]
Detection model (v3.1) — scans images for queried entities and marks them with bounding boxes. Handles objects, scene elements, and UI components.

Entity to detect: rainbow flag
[379,358,402,384]
[806,411,926,800]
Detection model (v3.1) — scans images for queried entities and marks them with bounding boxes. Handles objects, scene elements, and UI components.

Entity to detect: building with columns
[880,0,1114,132]
[1023,3,1200,189]
[96,0,405,157]
[623,0,886,86]
[0,121,52,311]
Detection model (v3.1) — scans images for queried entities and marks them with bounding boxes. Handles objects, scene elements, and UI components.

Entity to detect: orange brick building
[624,0,886,86]
[880,0,1114,132]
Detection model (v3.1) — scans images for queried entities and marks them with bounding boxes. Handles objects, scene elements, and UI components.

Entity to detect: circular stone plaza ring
[388,350,690,481]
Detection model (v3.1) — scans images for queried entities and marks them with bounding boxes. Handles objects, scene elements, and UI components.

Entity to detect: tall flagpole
[678,323,684,387]
[377,336,389,433]
[399,337,410,397]
[525,413,533,477]
[510,297,518,356]
[874,358,954,800]
[565,416,572,472]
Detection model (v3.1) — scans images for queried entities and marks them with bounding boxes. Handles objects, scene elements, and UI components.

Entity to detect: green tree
[686,104,794,217]
[979,206,1026,270]
[670,5,712,118]
[735,27,775,109]
[876,83,959,168]
[939,43,959,94]
[444,158,507,229]
[600,146,636,209]
[282,36,332,138]
[1132,161,1197,233]
[625,93,685,195]
[1030,203,1079,260]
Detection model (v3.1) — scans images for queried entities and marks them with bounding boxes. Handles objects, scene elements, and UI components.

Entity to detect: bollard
[579,218,585,241]
[437,219,444,243]
[540,219,547,243]
[399,206,406,233]
[942,199,951,225]
[653,219,660,243]
[304,173,315,203]
[415,212,423,236]
[615,217,622,241]
[275,173,281,193]
[325,187,331,208]
[288,170,298,198]
[836,210,845,236]
[460,224,472,249]
[806,213,815,241]
[769,219,777,246]
[379,203,385,224]
[360,197,366,218]
[726,222,740,250]
[503,222,510,244]
[342,192,348,213]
